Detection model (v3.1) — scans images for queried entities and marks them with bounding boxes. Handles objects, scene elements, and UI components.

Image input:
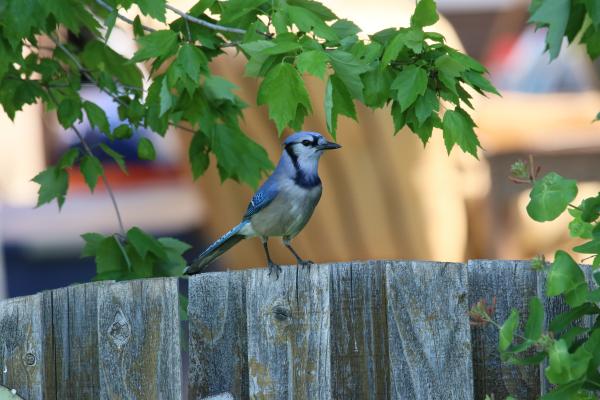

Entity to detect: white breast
[249,178,322,238]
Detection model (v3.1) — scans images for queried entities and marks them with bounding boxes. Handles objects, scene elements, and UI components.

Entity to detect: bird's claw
[268,261,282,279]
[298,259,314,270]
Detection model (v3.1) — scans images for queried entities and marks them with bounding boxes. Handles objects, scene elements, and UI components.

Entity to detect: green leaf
[499,309,519,352]
[550,303,598,333]
[32,166,69,209]
[81,41,142,89]
[127,227,167,259]
[83,101,110,135]
[328,50,369,101]
[545,339,591,384]
[435,54,466,94]
[287,5,339,41]
[189,131,210,179]
[204,75,238,102]
[157,237,191,276]
[57,98,82,128]
[579,194,600,222]
[362,68,393,109]
[547,251,587,307]
[58,148,79,169]
[572,239,600,254]
[324,74,357,138]
[99,143,128,174]
[462,71,500,96]
[528,0,570,60]
[177,43,207,81]
[296,50,329,79]
[391,101,406,134]
[81,232,105,257]
[442,108,480,157]
[137,138,156,161]
[410,0,439,27]
[95,236,128,275]
[113,124,133,140]
[526,173,578,222]
[391,65,428,111]
[159,77,173,116]
[414,88,439,124]
[581,25,600,60]
[584,0,600,28]
[131,30,178,62]
[382,28,425,64]
[80,155,104,192]
[137,0,166,22]
[524,297,544,342]
[257,63,311,133]
[568,208,593,239]
[210,124,274,188]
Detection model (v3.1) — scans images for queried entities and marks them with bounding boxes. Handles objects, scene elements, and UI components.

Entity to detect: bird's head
[283,132,341,164]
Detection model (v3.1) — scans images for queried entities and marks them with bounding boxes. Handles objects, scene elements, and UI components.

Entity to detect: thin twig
[164,3,247,35]
[46,89,127,236]
[95,0,156,33]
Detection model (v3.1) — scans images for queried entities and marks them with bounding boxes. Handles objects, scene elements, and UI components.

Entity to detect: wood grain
[468,260,539,400]
[96,278,181,400]
[188,271,248,399]
[385,260,473,400]
[330,260,389,399]
[46,282,103,399]
[246,265,331,400]
[0,293,45,400]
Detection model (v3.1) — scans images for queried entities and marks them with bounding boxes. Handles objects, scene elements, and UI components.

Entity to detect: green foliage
[526,172,578,222]
[499,167,600,397]
[3,0,498,283]
[82,228,191,280]
[529,0,600,61]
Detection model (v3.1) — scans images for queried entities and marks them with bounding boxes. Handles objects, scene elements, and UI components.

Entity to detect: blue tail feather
[184,221,247,275]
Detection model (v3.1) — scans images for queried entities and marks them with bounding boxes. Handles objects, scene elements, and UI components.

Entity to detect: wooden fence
[0,260,588,399]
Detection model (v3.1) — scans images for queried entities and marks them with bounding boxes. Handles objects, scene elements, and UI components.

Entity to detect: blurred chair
[188,0,484,269]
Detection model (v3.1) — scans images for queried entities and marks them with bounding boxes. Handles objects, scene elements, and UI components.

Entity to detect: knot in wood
[108,309,131,349]
[23,352,36,366]
[272,305,291,321]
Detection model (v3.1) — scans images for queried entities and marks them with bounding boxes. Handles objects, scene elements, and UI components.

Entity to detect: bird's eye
[301,140,311,146]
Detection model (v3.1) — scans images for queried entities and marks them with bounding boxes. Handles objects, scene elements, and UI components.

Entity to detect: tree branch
[46,89,127,237]
[95,0,156,33]
[164,3,247,35]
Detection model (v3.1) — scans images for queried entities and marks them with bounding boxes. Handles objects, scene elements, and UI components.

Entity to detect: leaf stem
[95,0,157,33]
[164,3,247,35]
[46,89,126,236]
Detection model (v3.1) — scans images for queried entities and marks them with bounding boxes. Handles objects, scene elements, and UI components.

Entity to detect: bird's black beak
[316,141,342,151]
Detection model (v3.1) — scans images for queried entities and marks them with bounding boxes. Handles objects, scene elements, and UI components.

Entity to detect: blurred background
[1,0,599,298]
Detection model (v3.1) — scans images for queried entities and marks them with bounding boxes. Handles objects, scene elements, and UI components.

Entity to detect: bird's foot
[297,259,314,270]
[268,261,282,279]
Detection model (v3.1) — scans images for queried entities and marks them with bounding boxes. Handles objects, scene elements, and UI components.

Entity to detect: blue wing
[243,178,279,219]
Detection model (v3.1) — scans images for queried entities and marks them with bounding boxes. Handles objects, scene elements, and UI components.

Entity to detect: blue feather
[184,221,248,274]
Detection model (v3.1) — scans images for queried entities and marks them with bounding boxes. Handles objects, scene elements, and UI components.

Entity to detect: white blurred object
[0,205,5,300]
[436,0,526,12]
[492,27,598,93]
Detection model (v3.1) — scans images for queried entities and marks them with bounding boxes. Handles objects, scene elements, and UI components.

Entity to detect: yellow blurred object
[190,0,481,269]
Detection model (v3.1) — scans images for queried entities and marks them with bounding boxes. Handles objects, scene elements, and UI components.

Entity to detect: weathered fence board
[0,278,181,400]
[386,261,473,400]
[1,260,597,400]
[246,265,331,400]
[97,278,182,400]
[45,283,102,399]
[188,271,248,399]
[468,260,540,400]
[329,260,389,400]
[0,293,44,400]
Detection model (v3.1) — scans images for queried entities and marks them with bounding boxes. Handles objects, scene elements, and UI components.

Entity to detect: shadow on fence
[0,260,588,399]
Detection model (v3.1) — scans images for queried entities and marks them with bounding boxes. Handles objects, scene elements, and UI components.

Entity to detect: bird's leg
[283,237,313,269]
[262,238,281,279]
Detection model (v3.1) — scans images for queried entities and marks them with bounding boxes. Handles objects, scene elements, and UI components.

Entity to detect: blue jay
[184,131,341,278]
